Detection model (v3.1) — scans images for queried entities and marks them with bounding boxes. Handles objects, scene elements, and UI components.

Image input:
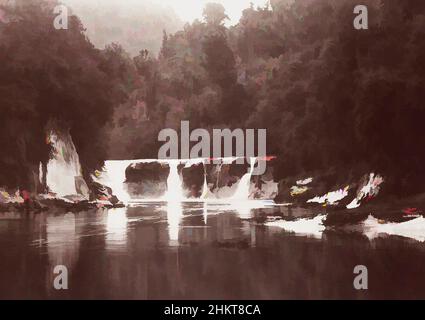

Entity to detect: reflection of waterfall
[46,213,79,291]
[232,157,256,200]
[164,161,184,245]
[164,160,183,201]
[167,201,183,245]
[203,202,208,224]
[46,213,79,263]
[106,207,128,249]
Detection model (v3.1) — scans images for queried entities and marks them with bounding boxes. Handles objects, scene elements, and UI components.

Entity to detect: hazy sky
[63,0,270,26]
[156,0,269,25]
[60,0,272,55]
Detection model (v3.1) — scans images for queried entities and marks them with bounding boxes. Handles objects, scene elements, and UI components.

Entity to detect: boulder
[125,162,170,198]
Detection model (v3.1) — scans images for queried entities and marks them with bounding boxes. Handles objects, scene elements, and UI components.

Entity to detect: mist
[61,0,271,56]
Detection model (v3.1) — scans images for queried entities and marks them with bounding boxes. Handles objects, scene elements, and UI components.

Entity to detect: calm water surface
[1,202,425,299]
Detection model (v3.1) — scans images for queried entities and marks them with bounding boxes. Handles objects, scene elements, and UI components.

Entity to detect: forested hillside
[108,0,425,196]
[1,0,425,198]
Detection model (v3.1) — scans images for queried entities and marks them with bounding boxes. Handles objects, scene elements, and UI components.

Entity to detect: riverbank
[0,197,125,213]
[251,191,425,229]
[1,193,423,230]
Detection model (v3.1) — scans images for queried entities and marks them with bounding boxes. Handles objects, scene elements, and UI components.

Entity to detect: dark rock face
[179,160,252,197]
[125,162,170,183]
[181,163,204,198]
[205,160,250,190]
[125,162,170,198]
[91,181,112,200]
[251,165,278,199]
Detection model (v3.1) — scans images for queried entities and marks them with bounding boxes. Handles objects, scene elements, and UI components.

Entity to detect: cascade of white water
[164,160,184,201]
[215,162,222,190]
[99,156,269,204]
[200,162,208,199]
[102,161,132,204]
[200,175,208,199]
[46,132,83,197]
[232,157,256,200]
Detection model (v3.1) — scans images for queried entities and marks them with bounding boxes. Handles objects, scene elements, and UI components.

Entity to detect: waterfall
[102,161,132,204]
[99,159,186,203]
[215,162,222,190]
[46,132,84,197]
[232,157,256,200]
[200,163,208,199]
[164,160,184,201]
[99,157,267,204]
[200,175,208,199]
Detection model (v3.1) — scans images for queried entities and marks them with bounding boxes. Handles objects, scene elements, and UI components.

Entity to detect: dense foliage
[111,0,425,195]
[0,0,127,191]
[2,0,425,197]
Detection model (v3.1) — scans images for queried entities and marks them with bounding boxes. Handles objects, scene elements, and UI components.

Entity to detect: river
[1,201,425,299]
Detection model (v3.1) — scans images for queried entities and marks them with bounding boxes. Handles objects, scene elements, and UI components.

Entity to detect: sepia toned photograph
[1,0,425,303]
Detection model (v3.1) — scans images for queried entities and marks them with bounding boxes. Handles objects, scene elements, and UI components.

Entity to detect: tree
[203,3,229,26]
[0,0,126,193]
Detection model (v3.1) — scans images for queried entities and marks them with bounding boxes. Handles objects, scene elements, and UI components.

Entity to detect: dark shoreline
[2,193,424,230]
[0,198,125,214]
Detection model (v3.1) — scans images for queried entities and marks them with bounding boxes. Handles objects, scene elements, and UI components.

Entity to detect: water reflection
[265,214,326,239]
[106,207,128,249]
[46,213,79,265]
[46,213,79,293]
[2,203,425,299]
[167,200,183,245]
[203,202,208,224]
[221,199,274,219]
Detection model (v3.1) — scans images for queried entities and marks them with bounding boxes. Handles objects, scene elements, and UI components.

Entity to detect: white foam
[265,215,326,238]
[362,215,425,242]
[46,132,82,197]
[307,187,349,205]
[346,173,384,209]
[99,157,267,204]
[296,177,313,186]
[232,157,256,200]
